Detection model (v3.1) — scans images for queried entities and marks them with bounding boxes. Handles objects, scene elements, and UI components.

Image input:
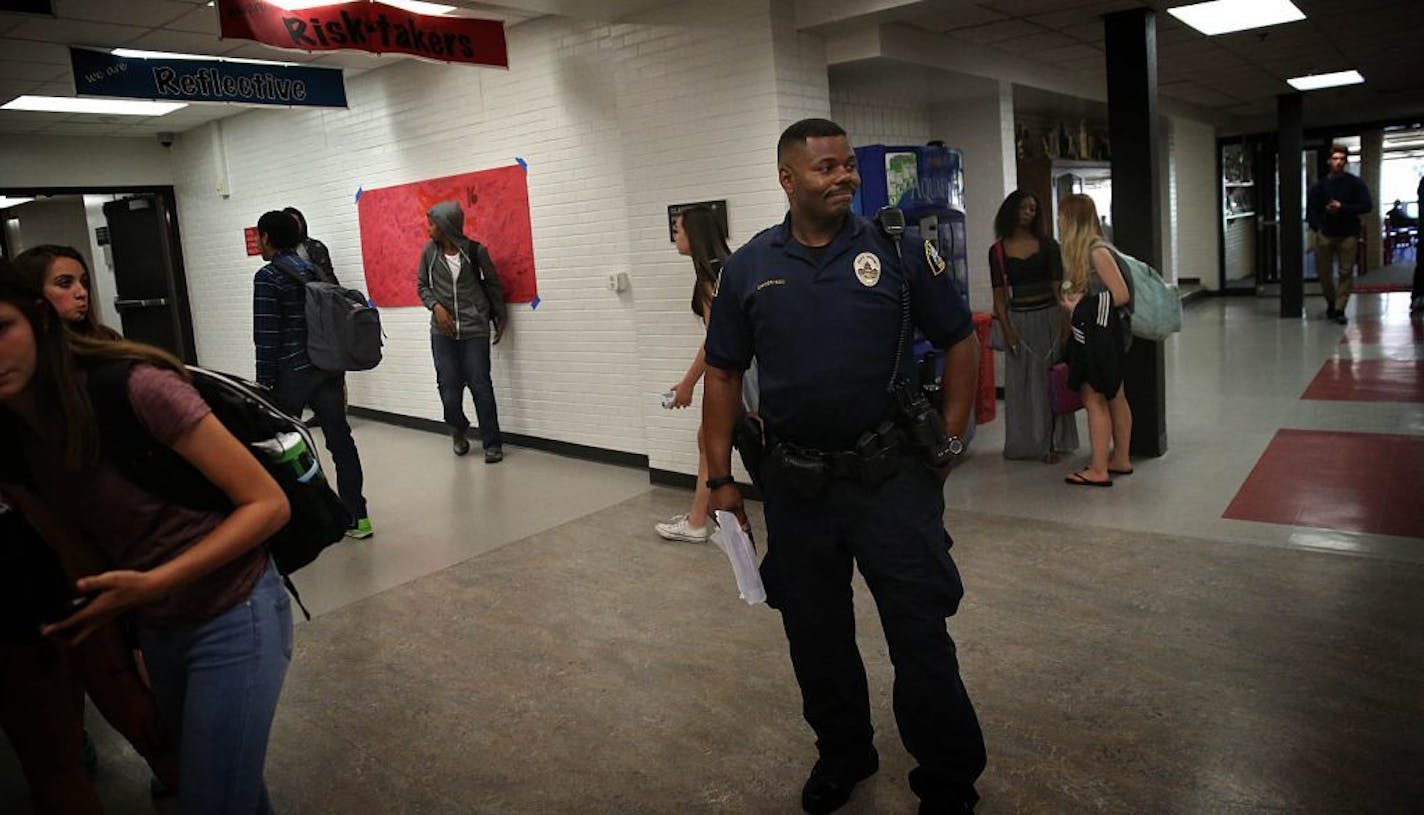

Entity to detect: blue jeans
[139,562,293,814]
[431,333,503,450]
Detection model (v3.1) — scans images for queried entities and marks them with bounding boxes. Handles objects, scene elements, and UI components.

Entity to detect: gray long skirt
[1002,305,1080,460]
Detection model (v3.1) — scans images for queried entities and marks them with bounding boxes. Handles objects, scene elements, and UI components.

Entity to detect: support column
[1105,7,1166,457]
[1361,129,1384,271]
[1278,93,1304,318]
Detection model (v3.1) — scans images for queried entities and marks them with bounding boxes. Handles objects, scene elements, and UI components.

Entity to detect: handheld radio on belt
[875,207,959,469]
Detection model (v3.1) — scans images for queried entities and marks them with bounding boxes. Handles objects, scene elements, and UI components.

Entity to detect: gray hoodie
[415,201,507,339]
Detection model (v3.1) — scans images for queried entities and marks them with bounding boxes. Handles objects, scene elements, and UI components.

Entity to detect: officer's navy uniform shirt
[705,213,973,451]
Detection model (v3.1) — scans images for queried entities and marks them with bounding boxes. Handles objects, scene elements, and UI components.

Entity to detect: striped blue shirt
[253,251,314,388]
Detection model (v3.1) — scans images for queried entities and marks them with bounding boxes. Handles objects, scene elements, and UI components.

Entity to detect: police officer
[703,118,985,814]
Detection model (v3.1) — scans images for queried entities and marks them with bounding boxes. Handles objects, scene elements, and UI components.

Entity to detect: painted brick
[162,0,825,481]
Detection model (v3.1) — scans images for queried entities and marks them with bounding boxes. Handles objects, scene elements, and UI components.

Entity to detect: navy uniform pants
[759,454,986,805]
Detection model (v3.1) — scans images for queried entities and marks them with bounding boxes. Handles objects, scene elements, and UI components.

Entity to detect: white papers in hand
[712,511,766,605]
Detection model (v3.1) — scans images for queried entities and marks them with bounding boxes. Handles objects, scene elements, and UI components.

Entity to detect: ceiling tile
[1025,0,1138,29]
[123,28,230,55]
[0,59,68,82]
[998,29,1077,51]
[29,80,76,96]
[904,3,1008,32]
[52,0,194,28]
[1059,22,1104,43]
[6,17,151,48]
[0,38,71,64]
[168,5,218,34]
[1038,42,1101,62]
[945,18,1042,44]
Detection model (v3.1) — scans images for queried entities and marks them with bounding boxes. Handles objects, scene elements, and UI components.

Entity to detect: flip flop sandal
[1108,467,1134,476]
[1065,470,1112,487]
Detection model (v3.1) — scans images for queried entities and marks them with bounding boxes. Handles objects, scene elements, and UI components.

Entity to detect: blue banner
[70,47,347,109]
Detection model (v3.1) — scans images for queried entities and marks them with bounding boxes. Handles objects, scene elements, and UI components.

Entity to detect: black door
[104,194,197,363]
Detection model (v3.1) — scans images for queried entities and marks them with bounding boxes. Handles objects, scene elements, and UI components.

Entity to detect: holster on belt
[733,414,767,488]
[765,421,904,498]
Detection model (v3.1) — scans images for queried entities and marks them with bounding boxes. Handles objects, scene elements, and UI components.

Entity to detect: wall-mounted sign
[245,227,262,256]
[667,200,729,243]
[217,0,508,69]
[70,47,348,108]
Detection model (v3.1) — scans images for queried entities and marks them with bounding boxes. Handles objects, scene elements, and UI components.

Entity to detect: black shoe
[1335,312,1348,325]
[484,448,504,464]
[1324,306,1338,320]
[453,431,470,457]
[801,748,878,814]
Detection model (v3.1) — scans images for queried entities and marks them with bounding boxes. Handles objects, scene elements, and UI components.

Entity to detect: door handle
[114,298,169,309]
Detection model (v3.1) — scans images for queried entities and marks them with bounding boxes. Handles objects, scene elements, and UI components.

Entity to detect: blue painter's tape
[354,186,364,202]
[530,295,541,310]
[515,157,527,171]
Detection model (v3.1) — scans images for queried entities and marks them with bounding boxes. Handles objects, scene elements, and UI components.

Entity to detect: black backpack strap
[282,574,313,621]
[86,361,154,468]
[86,361,230,512]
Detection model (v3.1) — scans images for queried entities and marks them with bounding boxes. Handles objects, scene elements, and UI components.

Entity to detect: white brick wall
[831,89,931,148]
[164,0,817,478]
[1169,116,1220,288]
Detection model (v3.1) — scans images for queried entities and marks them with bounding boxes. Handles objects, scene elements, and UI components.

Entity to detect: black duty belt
[765,421,908,497]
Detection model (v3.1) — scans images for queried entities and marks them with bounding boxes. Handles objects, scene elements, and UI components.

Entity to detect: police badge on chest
[853,252,881,287]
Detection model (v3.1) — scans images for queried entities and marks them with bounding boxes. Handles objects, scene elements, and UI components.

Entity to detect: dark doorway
[1,185,197,364]
[104,194,198,362]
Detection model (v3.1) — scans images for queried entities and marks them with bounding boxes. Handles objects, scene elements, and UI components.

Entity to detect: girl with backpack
[12,243,183,797]
[0,269,294,813]
[1057,194,1134,487]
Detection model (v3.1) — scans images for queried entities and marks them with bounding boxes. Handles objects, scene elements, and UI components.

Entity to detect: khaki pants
[1313,232,1357,312]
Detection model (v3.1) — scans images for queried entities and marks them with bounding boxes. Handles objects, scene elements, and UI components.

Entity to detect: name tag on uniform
[925,240,946,276]
[854,252,881,287]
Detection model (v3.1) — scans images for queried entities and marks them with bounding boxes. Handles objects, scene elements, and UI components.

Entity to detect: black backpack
[87,362,352,618]
[271,255,383,373]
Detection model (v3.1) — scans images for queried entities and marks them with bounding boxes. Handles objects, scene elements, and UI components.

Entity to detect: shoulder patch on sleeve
[925,240,946,276]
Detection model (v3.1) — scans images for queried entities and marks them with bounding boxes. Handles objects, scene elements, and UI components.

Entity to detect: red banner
[357,165,537,307]
[217,0,508,68]
[244,226,261,256]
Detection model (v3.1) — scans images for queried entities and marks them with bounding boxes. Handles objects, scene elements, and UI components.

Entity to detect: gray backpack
[272,256,383,372]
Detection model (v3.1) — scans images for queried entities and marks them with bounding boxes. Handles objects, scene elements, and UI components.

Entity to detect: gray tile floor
[3,293,1422,813]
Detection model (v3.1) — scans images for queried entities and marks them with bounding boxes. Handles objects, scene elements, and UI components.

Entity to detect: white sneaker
[654,514,709,543]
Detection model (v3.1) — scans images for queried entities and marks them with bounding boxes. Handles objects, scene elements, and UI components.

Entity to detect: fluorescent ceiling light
[1168,0,1304,36]
[1,95,186,116]
[384,0,457,13]
[111,48,296,67]
[268,0,455,12]
[1287,70,1365,91]
[0,197,35,209]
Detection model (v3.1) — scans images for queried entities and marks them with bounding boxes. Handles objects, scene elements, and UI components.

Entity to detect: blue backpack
[1108,247,1182,342]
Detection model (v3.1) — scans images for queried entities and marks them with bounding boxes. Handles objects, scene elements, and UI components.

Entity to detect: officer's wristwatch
[946,436,965,457]
[705,475,735,490]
